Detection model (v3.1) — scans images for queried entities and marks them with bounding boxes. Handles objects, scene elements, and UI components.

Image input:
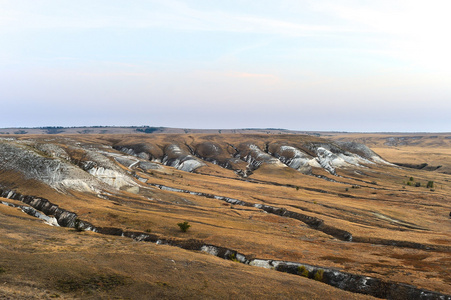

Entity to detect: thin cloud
[0,0,363,37]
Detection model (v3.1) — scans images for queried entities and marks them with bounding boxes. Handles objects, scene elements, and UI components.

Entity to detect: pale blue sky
[1,0,450,131]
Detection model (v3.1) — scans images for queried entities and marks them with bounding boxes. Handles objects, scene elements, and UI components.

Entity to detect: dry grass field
[0,131,450,299]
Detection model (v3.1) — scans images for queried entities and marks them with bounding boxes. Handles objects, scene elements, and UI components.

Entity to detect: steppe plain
[0,128,450,299]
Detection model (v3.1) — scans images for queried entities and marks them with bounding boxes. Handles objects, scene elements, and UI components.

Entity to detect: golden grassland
[0,203,375,300]
[0,132,450,298]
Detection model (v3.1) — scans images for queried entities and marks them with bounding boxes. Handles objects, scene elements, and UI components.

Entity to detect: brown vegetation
[0,132,450,298]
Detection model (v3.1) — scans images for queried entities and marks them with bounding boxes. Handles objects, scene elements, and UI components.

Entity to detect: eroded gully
[0,188,450,300]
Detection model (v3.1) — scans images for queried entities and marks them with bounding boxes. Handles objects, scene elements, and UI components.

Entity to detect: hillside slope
[0,133,450,299]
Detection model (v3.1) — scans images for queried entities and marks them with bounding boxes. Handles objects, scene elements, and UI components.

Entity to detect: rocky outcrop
[113,137,389,177]
[235,143,284,170]
[0,141,107,193]
[114,143,205,172]
[0,188,94,230]
[267,143,317,174]
[113,143,163,161]
[0,140,140,193]
[161,144,205,172]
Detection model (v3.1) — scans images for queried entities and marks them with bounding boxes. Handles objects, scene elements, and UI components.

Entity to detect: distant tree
[136,127,162,134]
[43,127,65,134]
[14,130,27,134]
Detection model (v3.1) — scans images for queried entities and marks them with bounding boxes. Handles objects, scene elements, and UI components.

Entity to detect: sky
[1,0,450,132]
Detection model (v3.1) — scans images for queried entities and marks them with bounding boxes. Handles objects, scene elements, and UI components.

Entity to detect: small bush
[145,228,151,233]
[415,182,421,187]
[0,266,6,274]
[426,181,434,188]
[297,266,309,277]
[406,181,412,186]
[313,269,324,282]
[177,221,191,232]
[409,177,414,181]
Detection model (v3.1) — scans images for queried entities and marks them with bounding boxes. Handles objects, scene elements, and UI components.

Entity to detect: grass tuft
[56,274,126,293]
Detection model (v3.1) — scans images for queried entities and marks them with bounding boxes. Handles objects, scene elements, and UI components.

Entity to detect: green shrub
[410,177,414,181]
[426,181,434,188]
[177,221,191,232]
[0,266,6,274]
[297,266,309,277]
[415,182,421,187]
[313,269,324,282]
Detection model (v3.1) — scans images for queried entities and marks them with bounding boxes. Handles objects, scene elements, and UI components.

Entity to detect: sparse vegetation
[177,221,191,232]
[56,274,126,293]
[297,266,309,277]
[229,253,240,263]
[0,266,6,274]
[426,181,434,188]
[314,269,324,282]
[1,131,450,298]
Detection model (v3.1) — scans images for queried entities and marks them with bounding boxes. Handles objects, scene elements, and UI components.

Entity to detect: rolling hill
[0,130,450,299]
